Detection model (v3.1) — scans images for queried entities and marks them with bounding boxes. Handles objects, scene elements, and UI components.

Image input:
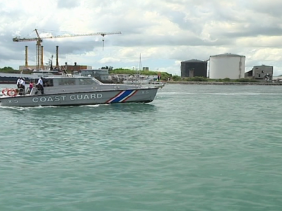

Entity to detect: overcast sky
[1,0,282,76]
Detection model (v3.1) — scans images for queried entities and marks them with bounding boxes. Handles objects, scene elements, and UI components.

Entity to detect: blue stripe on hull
[111,90,134,103]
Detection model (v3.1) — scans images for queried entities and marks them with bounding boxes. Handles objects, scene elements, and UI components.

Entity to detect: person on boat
[28,81,34,94]
[29,81,34,89]
[18,78,26,95]
[16,77,21,88]
[36,77,44,94]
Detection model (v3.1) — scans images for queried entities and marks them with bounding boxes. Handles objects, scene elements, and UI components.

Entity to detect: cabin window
[44,79,53,87]
[81,70,93,77]
[58,78,76,85]
[34,78,54,87]
[78,78,95,85]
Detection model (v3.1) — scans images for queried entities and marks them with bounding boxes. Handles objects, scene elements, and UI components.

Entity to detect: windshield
[78,78,98,85]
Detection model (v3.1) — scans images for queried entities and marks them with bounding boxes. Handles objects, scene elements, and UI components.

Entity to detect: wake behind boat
[0,74,159,107]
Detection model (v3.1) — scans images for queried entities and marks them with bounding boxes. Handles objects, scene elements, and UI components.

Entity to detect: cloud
[57,0,81,9]
[1,0,282,75]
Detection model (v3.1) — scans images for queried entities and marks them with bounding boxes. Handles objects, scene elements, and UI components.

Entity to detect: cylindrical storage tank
[209,53,245,79]
[181,59,207,77]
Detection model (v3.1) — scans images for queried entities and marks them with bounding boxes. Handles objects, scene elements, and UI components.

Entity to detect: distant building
[19,64,90,72]
[245,65,273,80]
[19,65,49,71]
[64,64,89,72]
[181,59,207,77]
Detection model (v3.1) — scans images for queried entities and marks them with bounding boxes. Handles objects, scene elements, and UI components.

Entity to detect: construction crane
[13,29,122,70]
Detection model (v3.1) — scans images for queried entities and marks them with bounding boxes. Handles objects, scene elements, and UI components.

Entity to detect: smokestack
[25,46,28,67]
[56,46,59,67]
[41,46,44,69]
[64,62,68,74]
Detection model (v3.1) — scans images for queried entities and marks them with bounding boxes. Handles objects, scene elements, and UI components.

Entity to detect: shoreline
[166,81,282,85]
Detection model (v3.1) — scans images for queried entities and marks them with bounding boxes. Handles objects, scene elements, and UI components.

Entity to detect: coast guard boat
[0,74,159,107]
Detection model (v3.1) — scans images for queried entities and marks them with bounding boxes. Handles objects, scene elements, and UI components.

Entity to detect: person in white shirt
[36,77,44,94]
[18,78,26,95]
[20,78,25,87]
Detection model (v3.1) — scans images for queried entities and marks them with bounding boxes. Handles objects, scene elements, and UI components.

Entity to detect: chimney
[25,46,28,67]
[56,46,59,67]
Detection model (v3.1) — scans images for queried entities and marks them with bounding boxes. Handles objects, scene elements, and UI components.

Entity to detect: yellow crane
[13,29,122,70]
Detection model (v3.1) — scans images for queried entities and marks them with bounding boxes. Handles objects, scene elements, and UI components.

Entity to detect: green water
[1,84,282,211]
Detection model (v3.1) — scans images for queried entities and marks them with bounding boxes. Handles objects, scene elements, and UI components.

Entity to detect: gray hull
[0,88,158,107]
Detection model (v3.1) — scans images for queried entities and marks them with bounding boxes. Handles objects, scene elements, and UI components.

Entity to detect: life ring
[7,89,18,97]
[2,88,9,96]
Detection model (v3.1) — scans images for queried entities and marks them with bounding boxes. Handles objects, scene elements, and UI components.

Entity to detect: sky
[1,0,282,76]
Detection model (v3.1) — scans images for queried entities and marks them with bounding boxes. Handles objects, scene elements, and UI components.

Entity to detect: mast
[138,53,142,77]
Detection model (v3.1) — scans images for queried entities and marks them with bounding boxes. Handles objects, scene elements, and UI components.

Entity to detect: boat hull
[0,88,158,107]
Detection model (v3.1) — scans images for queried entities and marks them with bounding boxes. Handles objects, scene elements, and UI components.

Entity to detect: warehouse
[245,65,273,80]
[181,59,207,77]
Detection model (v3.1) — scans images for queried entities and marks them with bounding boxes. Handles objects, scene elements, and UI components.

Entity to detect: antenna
[139,53,142,71]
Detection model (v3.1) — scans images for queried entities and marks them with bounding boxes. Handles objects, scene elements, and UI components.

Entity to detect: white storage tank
[209,53,245,79]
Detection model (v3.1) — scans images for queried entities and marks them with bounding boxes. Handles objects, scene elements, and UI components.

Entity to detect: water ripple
[1,84,282,210]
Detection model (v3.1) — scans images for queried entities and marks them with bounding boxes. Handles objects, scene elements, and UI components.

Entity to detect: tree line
[0,67,19,73]
[110,68,173,81]
[0,66,177,81]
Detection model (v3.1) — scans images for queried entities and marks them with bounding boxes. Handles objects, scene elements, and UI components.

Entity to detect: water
[1,84,282,211]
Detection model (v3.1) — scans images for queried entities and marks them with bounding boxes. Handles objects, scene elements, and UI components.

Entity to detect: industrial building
[181,59,207,77]
[19,63,89,72]
[13,29,121,70]
[18,45,90,72]
[245,65,273,80]
[209,53,245,79]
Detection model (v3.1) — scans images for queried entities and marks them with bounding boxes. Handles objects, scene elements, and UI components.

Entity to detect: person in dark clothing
[18,78,25,95]
[36,77,44,94]
[16,77,21,88]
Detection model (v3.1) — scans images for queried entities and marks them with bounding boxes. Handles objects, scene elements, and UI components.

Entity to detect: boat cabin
[30,76,101,88]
